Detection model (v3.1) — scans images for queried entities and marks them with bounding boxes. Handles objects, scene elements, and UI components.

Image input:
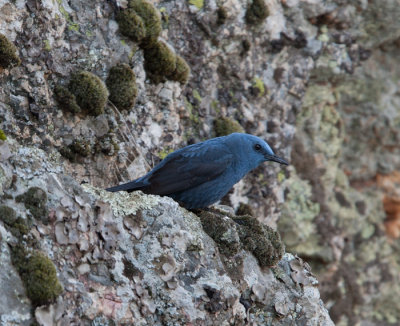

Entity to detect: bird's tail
[106,180,146,193]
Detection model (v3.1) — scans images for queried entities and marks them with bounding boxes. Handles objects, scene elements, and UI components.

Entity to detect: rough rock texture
[0,0,400,324]
[0,142,332,325]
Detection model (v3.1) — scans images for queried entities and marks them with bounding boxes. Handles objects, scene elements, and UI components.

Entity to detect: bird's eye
[254,144,262,151]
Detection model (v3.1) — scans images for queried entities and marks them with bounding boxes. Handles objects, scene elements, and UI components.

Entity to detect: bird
[106,133,288,209]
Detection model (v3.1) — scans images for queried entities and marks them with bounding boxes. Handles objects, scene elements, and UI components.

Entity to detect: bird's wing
[141,142,234,195]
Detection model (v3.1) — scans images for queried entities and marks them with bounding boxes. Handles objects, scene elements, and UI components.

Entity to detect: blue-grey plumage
[106,133,288,209]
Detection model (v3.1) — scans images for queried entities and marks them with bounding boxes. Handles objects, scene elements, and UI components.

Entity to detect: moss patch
[16,187,48,224]
[95,134,120,156]
[60,138,91,162]
[233,215,284,267]
[167,55,190,84]
[106,63,138,110]
[245,0,269,25]
[158,148,173,160]
[68,71,108,116]
[0,34,21,69]
[0,129,6,141]
[236,203,254,216]
[198,210,241,257]
[10,245,63,307]
[216,6,228,25]
[117,0,190,84]
[143,40,177,83]
[128,0,162,46]
[188,0,204,10]
[252,77,265,97]
[214,117,244,137]
[116,9,146,43]
[54,85,81,113]
[241,39,251,54]
[70,139,91,157]
[0,205,30,237]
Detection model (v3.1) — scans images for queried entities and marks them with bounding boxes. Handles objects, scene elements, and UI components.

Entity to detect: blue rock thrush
[106,133,288,209]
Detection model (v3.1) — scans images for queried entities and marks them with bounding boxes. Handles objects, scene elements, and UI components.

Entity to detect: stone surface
[0,143,332,325]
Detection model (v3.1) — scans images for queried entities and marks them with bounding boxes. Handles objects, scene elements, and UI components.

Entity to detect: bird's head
[225,133,289,169]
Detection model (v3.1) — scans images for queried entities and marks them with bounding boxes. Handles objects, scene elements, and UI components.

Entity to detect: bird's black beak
[265,154,289,165]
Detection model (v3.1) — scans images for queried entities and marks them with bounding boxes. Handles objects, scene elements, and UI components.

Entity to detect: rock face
[0,143,332,325]
[0,0,399,324]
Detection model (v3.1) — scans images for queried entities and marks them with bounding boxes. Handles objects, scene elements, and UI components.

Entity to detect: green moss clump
[0,34,21,69]
[0,205,17,225]
[252,77,265,96]
[95,134,120,156]
[143,41,177,83]
[128,0,162,46]
[106,63,138,110]
[60,138,92,161]
[245,0,269,25]
[11,246,63,307]
[188,0,204,10]
[11,217,30,237]
[241,39,251,54]
[198,210,241,257]
[116,9,146,43]
[68,71,108,116]
[167,55,190,84]
[54,85,81,113]
[236,203,254,217]
[216,6,228,25]
[214,117,244,137]
[16,187,48,223]
[0,206,31,237]
[70,139,91,157]
[0,129,6,141]
[233,215,284,267]
[158,148,173,160]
